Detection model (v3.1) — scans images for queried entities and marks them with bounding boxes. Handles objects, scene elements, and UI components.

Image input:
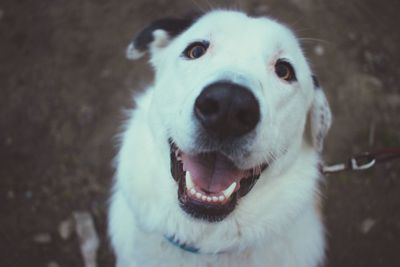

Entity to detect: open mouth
[170,140,268,222]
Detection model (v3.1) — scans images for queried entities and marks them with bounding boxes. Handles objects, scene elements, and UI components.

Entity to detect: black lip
[169,140,267,222]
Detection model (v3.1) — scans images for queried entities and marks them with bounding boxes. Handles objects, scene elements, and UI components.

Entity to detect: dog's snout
[194,82,260,139]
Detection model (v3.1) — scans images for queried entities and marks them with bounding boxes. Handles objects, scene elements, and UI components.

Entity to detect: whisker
[202,0,214,11]
[189,0,207,13]
[298,37,332,45]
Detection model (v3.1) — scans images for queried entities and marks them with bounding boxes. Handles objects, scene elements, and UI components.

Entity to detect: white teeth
[185,172,194,190]
[222,182,237,198]
[184,172,235,203]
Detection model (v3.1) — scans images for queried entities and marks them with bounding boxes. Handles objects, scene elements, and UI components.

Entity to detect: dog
[109,10,332,267]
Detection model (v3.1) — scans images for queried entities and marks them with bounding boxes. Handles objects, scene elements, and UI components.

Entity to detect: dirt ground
[1,0,400,266]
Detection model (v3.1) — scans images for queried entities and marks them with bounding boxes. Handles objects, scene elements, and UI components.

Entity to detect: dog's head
[127,11,331,223]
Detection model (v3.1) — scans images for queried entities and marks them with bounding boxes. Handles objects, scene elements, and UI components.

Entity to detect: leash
[322,147,400,175]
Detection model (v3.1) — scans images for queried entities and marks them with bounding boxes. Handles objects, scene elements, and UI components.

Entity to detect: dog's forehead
[179,11,300,54]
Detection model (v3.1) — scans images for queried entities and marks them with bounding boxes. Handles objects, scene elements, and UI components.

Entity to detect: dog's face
[127,11,331,223]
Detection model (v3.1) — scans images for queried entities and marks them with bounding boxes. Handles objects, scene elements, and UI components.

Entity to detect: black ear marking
[134,18,194,51]
[312,75,320,89]
[127,13,202,60]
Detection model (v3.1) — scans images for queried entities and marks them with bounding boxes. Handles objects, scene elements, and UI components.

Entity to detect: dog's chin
[170,140,268,223]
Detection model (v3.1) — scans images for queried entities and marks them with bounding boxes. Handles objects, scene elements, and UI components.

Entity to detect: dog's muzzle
[168,82,267,222]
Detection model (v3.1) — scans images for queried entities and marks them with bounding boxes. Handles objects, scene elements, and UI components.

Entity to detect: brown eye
[275,60,296,82]
[183,41,209,59]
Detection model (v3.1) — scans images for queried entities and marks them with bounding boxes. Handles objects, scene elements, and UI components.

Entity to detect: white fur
[109,10,331,267]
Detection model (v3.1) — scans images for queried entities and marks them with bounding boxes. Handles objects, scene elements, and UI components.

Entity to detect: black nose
[194,82,260,139]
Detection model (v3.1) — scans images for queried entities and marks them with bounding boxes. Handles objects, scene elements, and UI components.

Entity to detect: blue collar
[164,235,200,254]
[164,234,230,255]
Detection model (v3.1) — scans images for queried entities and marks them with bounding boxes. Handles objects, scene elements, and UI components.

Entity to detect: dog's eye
[275,60,296,82]
[183,42,209,59]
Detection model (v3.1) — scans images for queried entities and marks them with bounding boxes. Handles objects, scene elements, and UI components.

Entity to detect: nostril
[196,97,219,117]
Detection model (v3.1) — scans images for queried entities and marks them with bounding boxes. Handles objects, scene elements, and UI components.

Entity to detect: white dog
[109,10,332,267]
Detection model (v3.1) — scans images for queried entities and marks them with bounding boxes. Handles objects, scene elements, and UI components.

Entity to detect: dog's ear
[126,15,200,60]
[307,75,332,152]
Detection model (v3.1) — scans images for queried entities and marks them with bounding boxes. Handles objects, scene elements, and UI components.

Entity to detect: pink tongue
[181,152,245,193]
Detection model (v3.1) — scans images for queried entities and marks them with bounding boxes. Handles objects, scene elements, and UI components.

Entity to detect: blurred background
[1,0,399,266]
